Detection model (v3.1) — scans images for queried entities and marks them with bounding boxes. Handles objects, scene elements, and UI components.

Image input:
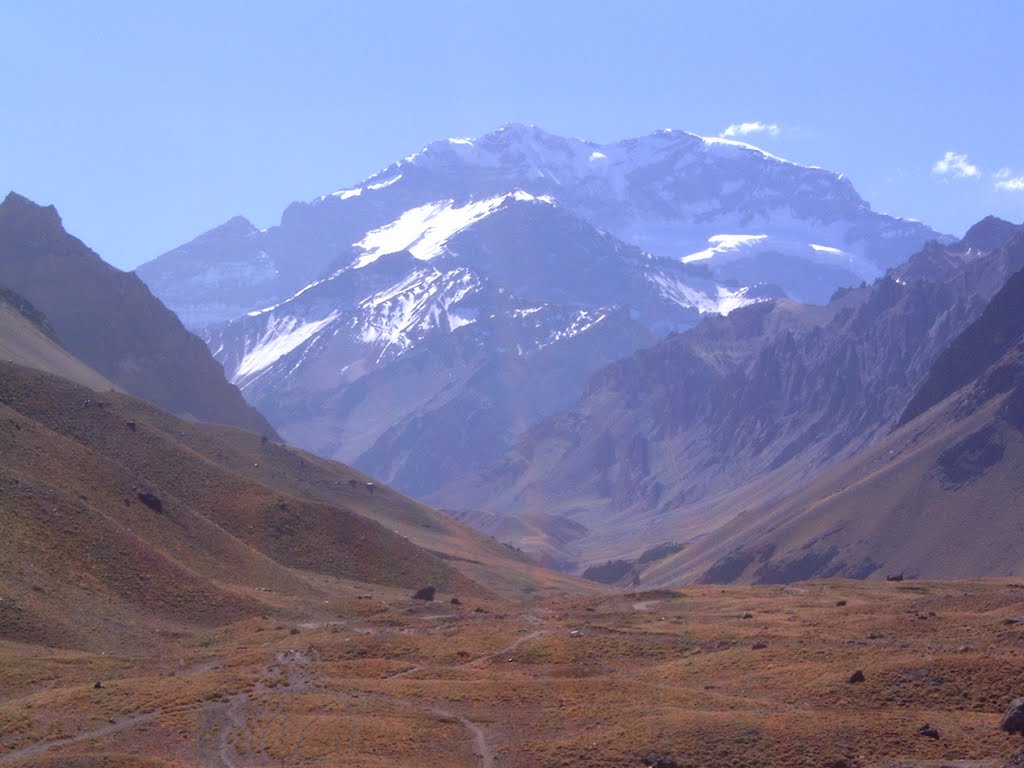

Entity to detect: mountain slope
[0,361,596,651]
[0,192,276,436]
[0,283,113,391]
[444,222,1024,570]
[202,199,706,492]
[663,259,1024,585]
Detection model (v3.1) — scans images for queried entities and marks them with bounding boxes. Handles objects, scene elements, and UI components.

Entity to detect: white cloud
[995,167,1013,180]
[932,151,981,179]
[720,122,780,139]
[995,175,1024,192]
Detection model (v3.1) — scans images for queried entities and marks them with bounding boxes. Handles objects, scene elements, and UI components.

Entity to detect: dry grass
[2,580,1024,767]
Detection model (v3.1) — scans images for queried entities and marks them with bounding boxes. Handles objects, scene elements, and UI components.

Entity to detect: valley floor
[2,579,1024,768]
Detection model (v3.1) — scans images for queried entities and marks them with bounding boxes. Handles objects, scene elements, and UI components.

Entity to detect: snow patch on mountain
[368,174,402,190]
[352,192,556,269]
[810,243,843,254]
[646,272,759,316]
[247,272,340,317]
[357,268,482,359]
[680,233,882,283]
[699,135,794,165]
[537,309,609,349]
[332,187,363,200]
[235,311,340,381]
[683,234,769,263]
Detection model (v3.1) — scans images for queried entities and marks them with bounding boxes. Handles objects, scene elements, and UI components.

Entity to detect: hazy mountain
[443,220,1024,571]
[203,197,667,491]
[0,192,276,437]
[137,126,944,498]
[666,252,1024,585]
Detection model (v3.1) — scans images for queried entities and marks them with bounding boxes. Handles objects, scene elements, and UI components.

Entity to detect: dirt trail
[196,693,252,768]
[0,712,157,763]
[461,629,545,668]
[379,626,547,765]
[195,647,320,768]
[388,627,546,681]
[431,706,495,768]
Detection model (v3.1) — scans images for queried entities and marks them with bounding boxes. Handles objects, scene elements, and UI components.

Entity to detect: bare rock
[1002,697,1024,736]
[848,670,866,684]
[136,491,163,513]
[412,585,436,601]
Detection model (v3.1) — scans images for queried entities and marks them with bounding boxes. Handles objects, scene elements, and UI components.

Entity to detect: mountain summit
[139,124,945,329]
[135,125,947,503]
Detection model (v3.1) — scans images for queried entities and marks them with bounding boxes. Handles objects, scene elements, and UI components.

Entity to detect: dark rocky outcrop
[1003,697,1024,737]
[412,585,436,601]
[136,492,163,514]
[900,242,1024,427]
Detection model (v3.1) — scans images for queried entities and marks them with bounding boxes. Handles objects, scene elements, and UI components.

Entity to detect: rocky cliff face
[670,251,1024,586]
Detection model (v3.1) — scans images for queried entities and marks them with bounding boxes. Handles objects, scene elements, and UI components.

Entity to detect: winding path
[0,712,158,763]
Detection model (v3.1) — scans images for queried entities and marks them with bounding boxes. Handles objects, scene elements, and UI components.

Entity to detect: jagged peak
[961,215,1023,252]
[0,191,64,233]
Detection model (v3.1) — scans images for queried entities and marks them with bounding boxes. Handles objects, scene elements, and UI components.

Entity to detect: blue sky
[2,0,1023,270]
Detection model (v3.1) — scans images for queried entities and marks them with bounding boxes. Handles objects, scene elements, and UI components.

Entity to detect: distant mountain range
[670,224,1024,585]
[140,124,944,328]
[444,219,1024,575]
[2,125,1023,589]
[137,125,946,498]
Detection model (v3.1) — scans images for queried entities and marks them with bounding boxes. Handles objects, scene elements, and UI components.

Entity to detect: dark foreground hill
[0,192,275,436]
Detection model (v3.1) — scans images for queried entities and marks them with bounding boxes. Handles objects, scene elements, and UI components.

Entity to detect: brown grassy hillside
[0,287,113,391]
[0,362,594,655]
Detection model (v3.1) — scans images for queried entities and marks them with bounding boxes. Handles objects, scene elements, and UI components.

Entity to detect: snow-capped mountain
[137,124,946,498]
[139,123,944,329]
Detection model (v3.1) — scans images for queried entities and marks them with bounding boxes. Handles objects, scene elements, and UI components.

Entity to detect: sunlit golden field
[3,579,1024,767]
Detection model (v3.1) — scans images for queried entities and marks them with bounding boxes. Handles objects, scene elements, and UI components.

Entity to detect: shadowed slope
[0,284,113,391]
[663,263,1024,585]
[0,192,276,436]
